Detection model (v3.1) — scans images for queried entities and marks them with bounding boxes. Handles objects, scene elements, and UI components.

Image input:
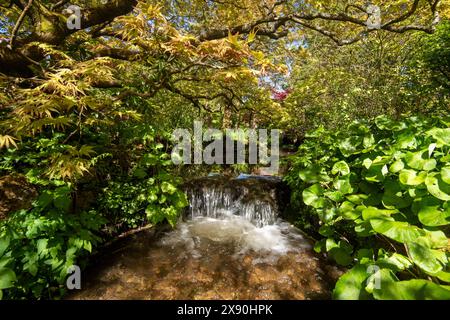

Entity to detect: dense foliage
[285,115,450,299]
[278,21,450,140]
[0,186,105,299]
[0,0,449,300]
[0,125,187,299]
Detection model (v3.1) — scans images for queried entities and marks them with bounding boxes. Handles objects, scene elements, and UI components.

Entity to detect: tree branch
[9,0,33,50]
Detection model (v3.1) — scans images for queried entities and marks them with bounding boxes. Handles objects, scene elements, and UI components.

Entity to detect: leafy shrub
[99,143,188,230]
[285,115,450,299]
[0,186,105,299]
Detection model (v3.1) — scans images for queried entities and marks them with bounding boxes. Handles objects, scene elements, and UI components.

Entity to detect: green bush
[285,115,450,300]
[98,142,188,230]
[0,186,105,299]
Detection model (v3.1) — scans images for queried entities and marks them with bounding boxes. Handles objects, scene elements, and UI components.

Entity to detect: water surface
[69,215,341,300]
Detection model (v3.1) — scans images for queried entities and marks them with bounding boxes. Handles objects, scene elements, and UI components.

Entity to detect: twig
[51,0,69,10]
[9,0,33,50]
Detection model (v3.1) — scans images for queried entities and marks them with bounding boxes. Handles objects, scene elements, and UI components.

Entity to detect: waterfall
[184,175,287,227]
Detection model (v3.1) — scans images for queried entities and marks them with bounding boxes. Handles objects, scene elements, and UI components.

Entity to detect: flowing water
[69,176,342,300]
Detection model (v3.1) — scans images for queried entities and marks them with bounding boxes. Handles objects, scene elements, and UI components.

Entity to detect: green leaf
[365,268,397,294]
[433,271,450,283]
[133,167,147,179]
[407,238,443,274]
[363,157,390,182]
[37,239,48,255]
[405,150,436,171]
[418,197,450,226]
[427,128,450,146]
[161,182,177,194]
[370,217,425,243]
[357,249,374,264]
[362,158,372,169]
[362,207,397,220]
[425,174,450,201]
[0,268,16,289]
[339,136,362,157]
[333,178,354,195]
[332,161,350,176]
[389,160,404,173]
[377,253,412,272]
[303,184,327,209]
[333,264,372,300]
[53,186,71,212]
[382,179,412,209]
[35,191,53,209]
[298,165,331,183]
[441,167,450,184]
[423,230,449,248]
[0,237,9,257]
[399,169,427,186]
[373,279,450,300]
[326,238,353,266]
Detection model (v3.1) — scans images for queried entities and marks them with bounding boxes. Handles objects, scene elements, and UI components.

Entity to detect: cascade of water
[185,177,280,227]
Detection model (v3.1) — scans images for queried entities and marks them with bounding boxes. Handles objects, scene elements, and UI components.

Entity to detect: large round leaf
[427,128,450,146]
[382,179,412,209]
[389,159,404,173]
[425,174,450,201]
[332,264,372,300]
[303,184,329,209]
[370,217,425,244]
[373,279,450,300]
[332,161,350,176]
[405,150,436,171]
[339,136,362,157]
[407,239,444,274]
[418,197,450,226]
[399,169,427,186]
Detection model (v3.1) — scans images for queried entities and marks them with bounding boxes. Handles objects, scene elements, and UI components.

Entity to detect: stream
[69,175,341,300]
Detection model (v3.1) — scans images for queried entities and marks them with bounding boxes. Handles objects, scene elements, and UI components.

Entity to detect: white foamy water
[159,215,312,262]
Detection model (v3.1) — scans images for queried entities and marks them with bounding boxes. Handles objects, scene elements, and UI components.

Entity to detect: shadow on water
[69,176,342,300]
